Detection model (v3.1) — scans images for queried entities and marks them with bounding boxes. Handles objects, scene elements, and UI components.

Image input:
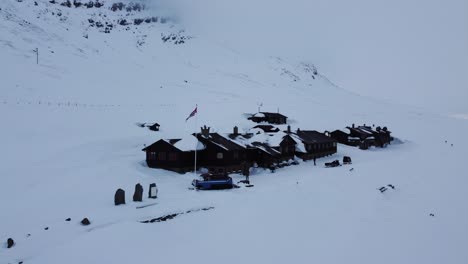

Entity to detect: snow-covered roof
[248,131,288,147]
[289,133,307,153]
[167,135,205,151]
[251,142,281,156]
[252,112,266,118]
[197,133,246,151]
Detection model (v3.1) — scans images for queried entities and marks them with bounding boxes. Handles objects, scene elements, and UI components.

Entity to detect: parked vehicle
[343,156,352,164]
[325,160,341,168]
[192,173,234,190]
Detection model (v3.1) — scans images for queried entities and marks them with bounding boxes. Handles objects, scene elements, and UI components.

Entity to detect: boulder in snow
[114,188,125,205]
[81,218,91,226]
[7,238,14,248]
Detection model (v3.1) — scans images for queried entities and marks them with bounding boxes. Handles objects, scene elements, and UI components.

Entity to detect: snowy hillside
[1,1,468,263]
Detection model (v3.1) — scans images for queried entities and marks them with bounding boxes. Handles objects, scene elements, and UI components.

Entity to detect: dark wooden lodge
[248,112,288,124]
[292,129,338,161]
[143,124,341,174]
[142,136,203,173]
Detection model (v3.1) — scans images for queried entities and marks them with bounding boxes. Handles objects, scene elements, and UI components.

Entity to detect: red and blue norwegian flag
[185,105,198,122]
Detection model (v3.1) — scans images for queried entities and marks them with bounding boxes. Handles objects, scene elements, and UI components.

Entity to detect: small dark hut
[248,112,288,124]
[148,123,160,131]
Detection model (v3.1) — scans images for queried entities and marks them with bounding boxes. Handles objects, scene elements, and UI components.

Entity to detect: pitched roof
[251,142,281,157]
[169,135,206,151]
[197,133,246,151]
[247,131,293,147]
[253,125,280,133]
[294,130,337,144]
[143,136,205,152]
[260,112,288,119]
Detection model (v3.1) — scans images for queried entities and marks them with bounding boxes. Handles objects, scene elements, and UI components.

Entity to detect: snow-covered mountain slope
[1,1,468,263]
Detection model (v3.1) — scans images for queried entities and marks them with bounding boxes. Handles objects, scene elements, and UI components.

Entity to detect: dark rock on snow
[65,217,71,221]
[7,238,15,248]
[114,188,125,205]
[81,218,91,226]
[133,183,143,202]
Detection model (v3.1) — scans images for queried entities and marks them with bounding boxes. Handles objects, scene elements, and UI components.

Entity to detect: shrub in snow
[84,1,94,8]
[73,0,82,7]
[61,0,71,7]
[134,18,143,25]
[118,19,128,26]
[111,2,125,11]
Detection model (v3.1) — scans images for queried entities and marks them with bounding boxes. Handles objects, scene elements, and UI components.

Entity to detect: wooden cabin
[248,112,288,124]
[142,136,205,173]
[292,129,337,161]
[330,124,392,149]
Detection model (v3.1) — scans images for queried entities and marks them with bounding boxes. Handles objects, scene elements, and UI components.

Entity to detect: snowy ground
[1,1,468,263]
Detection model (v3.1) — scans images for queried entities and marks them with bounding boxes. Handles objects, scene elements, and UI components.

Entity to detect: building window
[149,152,157,160]
[217,152,223,159]
[233,151,239,159]
[159,152,166,161]
[168,152,178,161]
[333,142,337,147]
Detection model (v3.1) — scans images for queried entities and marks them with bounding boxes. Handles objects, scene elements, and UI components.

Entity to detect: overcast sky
[152,0,468,113]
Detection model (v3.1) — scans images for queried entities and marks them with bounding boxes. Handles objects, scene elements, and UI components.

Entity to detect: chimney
[200,125,210,137]
[287,125,291,134]
[352,123,355,128]
[297,128,301,132]
[233,126,239,136]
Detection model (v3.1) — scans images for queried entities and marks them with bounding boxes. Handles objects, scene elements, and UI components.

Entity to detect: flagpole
[194,104,198,176]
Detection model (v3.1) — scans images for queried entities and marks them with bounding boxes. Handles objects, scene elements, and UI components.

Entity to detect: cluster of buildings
[329,124,392,150]
[142,112,393,174]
